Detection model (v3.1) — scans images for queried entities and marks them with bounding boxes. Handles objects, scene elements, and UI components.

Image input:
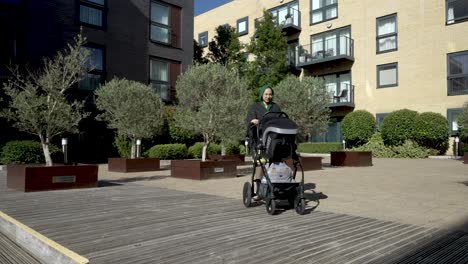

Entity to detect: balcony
[296,36,354,68]
[272,7,301,34]
[326,83,355,109]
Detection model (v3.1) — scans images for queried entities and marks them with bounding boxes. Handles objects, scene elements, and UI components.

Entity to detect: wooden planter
[464,152,468,164]
[171,160,237,180]
[286,156,323,171]
[330,151,373,167]
[7,164,98,192]
[108,157,160,172]
[207,154,245,165]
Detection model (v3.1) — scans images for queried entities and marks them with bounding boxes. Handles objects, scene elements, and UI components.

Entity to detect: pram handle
[261,111,289,119]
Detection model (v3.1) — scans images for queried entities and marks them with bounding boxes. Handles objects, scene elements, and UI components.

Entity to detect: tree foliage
[381,109,419,146]
[175,63,250,161]
[193,39,208,65]
[412,112,449,154]
[246,10,289,96]
[207,25,245,71]
[274,76,330,142]
[0,34,89,166]
[95,78,165,158]
[458,102,468,141]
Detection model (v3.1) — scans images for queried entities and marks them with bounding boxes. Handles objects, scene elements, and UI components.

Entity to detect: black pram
[242,112,306,215]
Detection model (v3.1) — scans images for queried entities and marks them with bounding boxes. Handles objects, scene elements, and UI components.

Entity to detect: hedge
[412,112,449,154]
[145,144,188,160]
[297,142,343,153]
[381,109,419,146]
[0,140,61,164]
[188,142,221,159]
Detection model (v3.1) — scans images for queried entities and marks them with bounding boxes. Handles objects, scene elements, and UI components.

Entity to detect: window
[448,108,463,135]
[150,59,180,101]
[151,1,171,45]
[198,31,208,47]
[376,113,389,130]
[79,0,105,28]
[80,45,105,91]
[237,17,248,36]
[311,0,337,24]
[448,51,468,95]
[377,62,398,88]
[446,0,468,24]
[376,14,397,53]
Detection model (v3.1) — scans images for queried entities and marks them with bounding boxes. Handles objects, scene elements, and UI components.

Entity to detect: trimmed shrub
[225,143,240,155]
[457,102,468,142]
[381,109,419,146]
[113,135,131,158]
[145,144,188,160]
[297,142,343,153]
[353,133,430,158]
[412,112,449,154]
[0,140,61,164]
[341,110,375,147]
[188,142,221,159]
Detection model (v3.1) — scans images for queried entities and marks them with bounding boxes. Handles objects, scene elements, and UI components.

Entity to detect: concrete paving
[98,157,468,230]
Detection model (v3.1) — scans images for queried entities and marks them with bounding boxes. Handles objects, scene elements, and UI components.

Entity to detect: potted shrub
[274,76,330,170]
[95,78,165,172]
[0,34,98,192]
[171,63,250,180]
[458,102,468,163]
[331,110,375,166]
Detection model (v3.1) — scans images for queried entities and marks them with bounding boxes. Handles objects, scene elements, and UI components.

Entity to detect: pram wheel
[242,182,252,208]
[295,197,306,215]
[266,199,276,215]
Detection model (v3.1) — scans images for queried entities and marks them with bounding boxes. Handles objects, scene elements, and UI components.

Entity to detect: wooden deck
[1,171,468,264]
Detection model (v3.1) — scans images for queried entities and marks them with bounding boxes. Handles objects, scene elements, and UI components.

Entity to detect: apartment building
[0,0,194,161]
[194,0,468,142]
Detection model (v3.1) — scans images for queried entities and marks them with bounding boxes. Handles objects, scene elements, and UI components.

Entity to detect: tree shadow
[98,175,170,187]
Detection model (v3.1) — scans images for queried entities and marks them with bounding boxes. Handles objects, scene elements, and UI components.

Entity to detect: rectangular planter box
[331,151,373,167]
[286,156,323,171]
[171,160,237,180]
[7,164,98,192]
[464,152,468,164]
[108,157,160,172]
[207,154,245,165]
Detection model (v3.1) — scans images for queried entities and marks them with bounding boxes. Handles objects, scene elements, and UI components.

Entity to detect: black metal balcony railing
[254,7,301,35]
[448,76,468,95]
[325,83,354,107]
[296,36,354,66]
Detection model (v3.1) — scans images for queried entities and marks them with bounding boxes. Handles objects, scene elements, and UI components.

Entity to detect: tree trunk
[221,144,226,156]
[39,135,53,166]
[131,138,137,159]
[202,136,209,162]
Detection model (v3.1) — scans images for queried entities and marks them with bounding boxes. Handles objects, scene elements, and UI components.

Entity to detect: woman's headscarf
[258,84,274,102]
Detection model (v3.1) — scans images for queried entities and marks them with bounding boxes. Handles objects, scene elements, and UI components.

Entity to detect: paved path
[1,158,468,263]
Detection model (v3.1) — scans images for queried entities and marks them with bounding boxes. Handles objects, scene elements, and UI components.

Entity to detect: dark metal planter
[330,151,373,167]
[108,157,160,173]
[7,164,98,192]
[207,154,246,165]
[171,160,237,180]
[286,156,323,171]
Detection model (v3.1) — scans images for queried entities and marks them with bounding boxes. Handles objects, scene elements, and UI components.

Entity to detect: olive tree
[175,63,250,161]
[95,78,165,158]
[0,34,89,166]
[274,76,331,142]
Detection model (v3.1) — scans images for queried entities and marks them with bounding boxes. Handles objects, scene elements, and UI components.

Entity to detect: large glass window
[80,46,105,91]
[310,27,351,60]
[377,14,397,53]
[448,108,463,135]
[377,62,398,88]
[151,1,171,44]
[198,31,208,47]
[323,72,351,103]
[448,51,468,95]
[79,0,105,28]
[311,0,337,24]
[150,59,170,101]
[446,0,468,24]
